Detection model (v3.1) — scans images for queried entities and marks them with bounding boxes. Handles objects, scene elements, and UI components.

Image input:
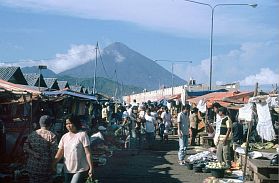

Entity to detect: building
[123,82,240,104]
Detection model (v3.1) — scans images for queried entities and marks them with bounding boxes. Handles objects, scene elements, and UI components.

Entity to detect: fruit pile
[206,162,228,169]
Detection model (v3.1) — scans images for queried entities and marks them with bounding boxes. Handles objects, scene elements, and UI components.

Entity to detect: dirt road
[95,135,209,183]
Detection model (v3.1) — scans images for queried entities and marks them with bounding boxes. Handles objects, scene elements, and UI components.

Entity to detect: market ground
[95,135,209,183]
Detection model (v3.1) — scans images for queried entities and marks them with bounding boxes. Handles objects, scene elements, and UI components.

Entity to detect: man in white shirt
[161,107,172,133]
[145,108,156,149]
[213,102,222,146]
[101,104,108,123]
[177,104,190,165]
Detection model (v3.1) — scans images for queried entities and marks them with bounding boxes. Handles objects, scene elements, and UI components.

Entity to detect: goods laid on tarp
[203,177,243,183]
[240,142,275,150]
[251,142,274,150]
[187,151,218,173]
[187,151,217,162]
[206,162,228,169]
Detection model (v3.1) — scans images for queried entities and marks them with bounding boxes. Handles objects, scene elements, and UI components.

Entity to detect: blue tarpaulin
[187,89,227,97]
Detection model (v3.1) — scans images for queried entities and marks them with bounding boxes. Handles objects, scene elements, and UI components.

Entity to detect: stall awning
[43,90,97,100]
[187,91,253,108]
[0,79,40,95]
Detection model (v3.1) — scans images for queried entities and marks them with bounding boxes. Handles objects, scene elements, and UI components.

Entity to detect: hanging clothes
[266,96,279,108]
[23,103,31,117]
[78,101,86,115]
[88,103,94,116]
[238,103,253,121]
[197,99,206,113]
[256,101,275,141]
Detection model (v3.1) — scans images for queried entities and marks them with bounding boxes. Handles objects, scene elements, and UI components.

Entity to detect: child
[163,129,169,143]
[158,118,165,142]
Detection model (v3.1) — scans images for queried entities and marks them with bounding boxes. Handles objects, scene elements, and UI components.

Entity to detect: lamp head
[249,4,257,8]
[38,65,47,70]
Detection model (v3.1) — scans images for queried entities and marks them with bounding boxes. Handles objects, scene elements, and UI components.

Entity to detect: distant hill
[22,66,142,96]
[21,66,57,77]
[57,75,143,97]
[59,42,186,90]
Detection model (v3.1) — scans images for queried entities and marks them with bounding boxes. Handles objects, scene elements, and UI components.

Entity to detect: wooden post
[253,82,258,97]
[243,120,251,181]
[243,82,258,181]
[30,93,33,134]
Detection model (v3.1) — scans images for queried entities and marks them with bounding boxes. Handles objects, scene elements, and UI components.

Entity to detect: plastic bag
[85,176,99,183]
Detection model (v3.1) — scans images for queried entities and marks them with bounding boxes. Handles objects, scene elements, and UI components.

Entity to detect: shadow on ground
[95,137,191,183]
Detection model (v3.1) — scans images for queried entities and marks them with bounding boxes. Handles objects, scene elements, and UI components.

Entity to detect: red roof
[187,91,253,108]
[0,79,41,95]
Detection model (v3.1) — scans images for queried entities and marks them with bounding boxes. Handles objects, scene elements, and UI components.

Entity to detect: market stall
[0,79,41,182]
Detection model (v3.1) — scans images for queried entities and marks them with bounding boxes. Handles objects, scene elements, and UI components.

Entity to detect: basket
[186,163,193,170]
[202,167,211,173]
[194,166,202,173]
[210,168,225,178]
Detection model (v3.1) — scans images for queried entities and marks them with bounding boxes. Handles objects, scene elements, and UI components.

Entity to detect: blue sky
[0,0,278,87]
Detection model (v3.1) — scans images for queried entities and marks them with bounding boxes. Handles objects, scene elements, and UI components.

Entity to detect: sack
[206,123,214,134]
[85,176,99,183]
[198,120,205,130]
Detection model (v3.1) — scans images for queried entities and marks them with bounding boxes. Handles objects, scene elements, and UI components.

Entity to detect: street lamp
[93,42,99,94]
[38,65,47,91]
[154,59,192,95]
[183,0,257,90]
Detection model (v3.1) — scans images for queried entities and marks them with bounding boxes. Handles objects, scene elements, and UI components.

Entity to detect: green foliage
[57,75,143,97]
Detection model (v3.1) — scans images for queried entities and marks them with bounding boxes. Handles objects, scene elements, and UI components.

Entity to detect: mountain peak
[60,42,186,90]
[107,42,128,49]
[104,42,132,53]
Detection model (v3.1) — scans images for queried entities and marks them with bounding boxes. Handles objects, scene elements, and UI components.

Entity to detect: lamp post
[154,60,192,95]
[183,0,257,90]
[38,65,47,91]
[93,42,99,94]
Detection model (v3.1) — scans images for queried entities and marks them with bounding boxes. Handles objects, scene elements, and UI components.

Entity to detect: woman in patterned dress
[23,115,57,183]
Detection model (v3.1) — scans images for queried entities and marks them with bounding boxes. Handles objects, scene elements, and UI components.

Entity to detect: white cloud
[239,68,279,86]
[0,43,129,73]
[215,81,225,85]
[0,44,98,73]
[173,41,279,85]
[106,50,125,63]
[51,44,97,73]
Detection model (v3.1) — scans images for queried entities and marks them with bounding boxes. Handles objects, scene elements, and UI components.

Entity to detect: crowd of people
[22,97,277,183]
[100,99,206,165]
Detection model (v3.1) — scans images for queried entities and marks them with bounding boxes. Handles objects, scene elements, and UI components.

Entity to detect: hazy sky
[0,0,278,86]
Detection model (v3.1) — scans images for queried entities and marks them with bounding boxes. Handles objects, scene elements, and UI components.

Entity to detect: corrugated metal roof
[82,87,88,94]
[0,66,28,85]
[17,84,49,92]
[23,73,47,87]
[70,85,83,93]
[57,81,69,90]
[44,78,59,90]
[187,91,253,108]
[43,90,97,100]
[0,66,17,81]
[23,73,38,86]
[0,79,41,94]
[87,88,93,95]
